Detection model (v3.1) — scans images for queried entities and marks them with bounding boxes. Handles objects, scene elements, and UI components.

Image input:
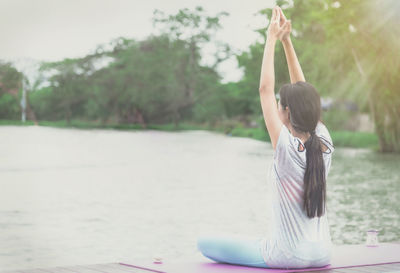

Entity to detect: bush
[0,93,20,119]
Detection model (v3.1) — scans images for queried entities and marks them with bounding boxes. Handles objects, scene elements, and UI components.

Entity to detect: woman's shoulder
[276,122,335,156]
[276,124,297,150]
[316,121,335,154]
[275,124,306,161]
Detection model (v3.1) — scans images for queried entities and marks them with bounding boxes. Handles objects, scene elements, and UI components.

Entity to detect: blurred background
[0,0,399,271]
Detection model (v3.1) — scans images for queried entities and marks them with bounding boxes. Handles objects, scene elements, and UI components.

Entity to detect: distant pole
[20,80,26,122]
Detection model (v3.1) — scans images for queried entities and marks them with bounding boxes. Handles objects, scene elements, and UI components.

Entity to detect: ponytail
[279,81,327,218]
[303,131,326,218]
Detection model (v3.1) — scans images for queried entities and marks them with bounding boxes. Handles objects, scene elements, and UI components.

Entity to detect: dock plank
[330,263,400,273]
[43,267,77,273]
[0,263,155,273]
[2,262,400,273]
[82,263,147,273]
[100,263,156,272]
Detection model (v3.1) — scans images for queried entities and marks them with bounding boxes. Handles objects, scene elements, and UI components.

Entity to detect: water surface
[0,126,398,271]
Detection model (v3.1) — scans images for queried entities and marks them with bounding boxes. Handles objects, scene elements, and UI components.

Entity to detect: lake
[0,125,398,271]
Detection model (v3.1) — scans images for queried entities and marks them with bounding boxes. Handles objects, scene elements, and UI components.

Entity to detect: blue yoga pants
[196,235,269,268]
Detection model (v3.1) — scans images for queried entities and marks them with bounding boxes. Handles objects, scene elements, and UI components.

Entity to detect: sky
[0,0,276,83]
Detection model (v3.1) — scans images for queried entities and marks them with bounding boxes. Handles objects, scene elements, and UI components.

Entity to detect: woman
[197,6,334,269]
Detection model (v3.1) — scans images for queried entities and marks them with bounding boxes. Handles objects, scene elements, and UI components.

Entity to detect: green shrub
[0,94,20,119]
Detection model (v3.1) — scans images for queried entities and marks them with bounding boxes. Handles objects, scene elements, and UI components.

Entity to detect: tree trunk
[134,108,146,129]
[26,92,38,125]
[65,104,71,125]
[353,48,399,153]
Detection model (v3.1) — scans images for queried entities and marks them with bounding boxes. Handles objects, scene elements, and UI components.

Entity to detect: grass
[330,130,379,150]
[0,119,379,149]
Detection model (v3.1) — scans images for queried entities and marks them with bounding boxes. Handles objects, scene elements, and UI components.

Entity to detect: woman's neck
[287,124,310,143]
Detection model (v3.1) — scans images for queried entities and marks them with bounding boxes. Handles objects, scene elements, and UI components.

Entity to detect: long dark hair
[279,81,326,218]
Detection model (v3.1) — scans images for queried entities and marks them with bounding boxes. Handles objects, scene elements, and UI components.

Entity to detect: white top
[259,121,335,269]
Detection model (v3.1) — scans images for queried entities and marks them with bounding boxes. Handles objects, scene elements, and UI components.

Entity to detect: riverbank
[0,119,379,149]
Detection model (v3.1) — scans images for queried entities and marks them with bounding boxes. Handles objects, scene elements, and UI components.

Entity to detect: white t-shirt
[259,121,335,269]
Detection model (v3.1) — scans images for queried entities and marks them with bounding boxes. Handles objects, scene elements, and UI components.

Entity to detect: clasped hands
[267,6,292,42]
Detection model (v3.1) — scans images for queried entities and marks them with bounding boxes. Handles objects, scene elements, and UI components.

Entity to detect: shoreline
[0,119,379,150]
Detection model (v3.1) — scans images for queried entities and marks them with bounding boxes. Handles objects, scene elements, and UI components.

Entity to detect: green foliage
[230,126,271,142]
[0,118,379,149]
[298,0,400,152]
[330,130,378,150]
[0,61,23,119]
[31,7,231,128]
[0,61,23,95]
[236,0,400,152]
[0,93,20,119]
[0,119,35,126]
[321,109,353,131]
[29,87,56,120]
[2,3,398,152]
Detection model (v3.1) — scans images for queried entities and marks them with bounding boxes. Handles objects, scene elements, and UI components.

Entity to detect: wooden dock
[1,263,155,273]
[2,262,400,273]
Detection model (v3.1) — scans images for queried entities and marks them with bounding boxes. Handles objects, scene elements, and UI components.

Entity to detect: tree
[238,0,400,152]
[297,0,400,152]
[39,58,93,123]
[35,6,232,128]
[152,6,232,126]
[0,62,25,120]
[327,0,400,152]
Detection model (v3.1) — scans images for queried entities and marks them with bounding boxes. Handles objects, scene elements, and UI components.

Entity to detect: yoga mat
[120,243,400,273]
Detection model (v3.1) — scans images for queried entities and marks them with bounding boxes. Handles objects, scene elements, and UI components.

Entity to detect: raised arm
[278,7,306,83]
[282,38,305,83]
[259,6,289,149]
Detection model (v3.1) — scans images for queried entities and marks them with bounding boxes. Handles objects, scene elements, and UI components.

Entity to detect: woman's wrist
[281,36,291,44]
[266,34,277,44]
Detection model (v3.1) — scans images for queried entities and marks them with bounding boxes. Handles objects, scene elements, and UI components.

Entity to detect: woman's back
[198,7,335,269]
[260,121,335,268]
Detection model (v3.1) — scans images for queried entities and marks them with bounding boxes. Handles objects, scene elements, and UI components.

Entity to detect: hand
[278,7,291,41]
[267,6,291,41]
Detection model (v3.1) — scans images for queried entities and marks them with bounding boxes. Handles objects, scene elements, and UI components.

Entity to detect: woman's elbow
[259,85,273,93]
